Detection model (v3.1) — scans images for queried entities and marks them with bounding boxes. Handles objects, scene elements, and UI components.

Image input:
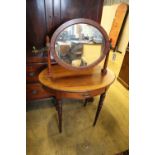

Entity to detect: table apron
[54,88,106,99]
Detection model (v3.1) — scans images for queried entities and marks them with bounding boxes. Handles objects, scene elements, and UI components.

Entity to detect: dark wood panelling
[26,57,48,64]
[45,0,53,33]
[26,0,47,56]
[53,0,61,28]
[26,57,57,64]
[26,63,47,83]
[27,83,54,101]
[60,0,104,23]
[118,44,129,89]
[26,0,104,101]
[27,0,104,57]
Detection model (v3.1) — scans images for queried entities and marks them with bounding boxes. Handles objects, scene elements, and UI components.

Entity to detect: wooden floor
[27,51,129,155]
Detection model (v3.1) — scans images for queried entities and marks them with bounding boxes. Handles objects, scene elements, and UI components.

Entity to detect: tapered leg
[56,99,62,133]
[84,98,88,107]
[84,98,94,107]
[53,97,58,111]
[93,93,106,126]
[87,97,94,102]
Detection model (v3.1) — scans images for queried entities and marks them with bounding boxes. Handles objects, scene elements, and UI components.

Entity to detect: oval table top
[39,67,116,93]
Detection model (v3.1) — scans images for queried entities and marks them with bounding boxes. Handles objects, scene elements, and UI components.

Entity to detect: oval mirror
[51,19,110,70]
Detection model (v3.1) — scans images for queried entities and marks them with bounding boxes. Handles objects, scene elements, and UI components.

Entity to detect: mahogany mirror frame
[49,18,111,71]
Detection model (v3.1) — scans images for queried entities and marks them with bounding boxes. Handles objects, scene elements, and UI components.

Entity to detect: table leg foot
[84,98,88,107]
[56,99,62,133]
[93,93,106,126]
[87,97,94,102]
[53,97,58,111]
[84,98,94,107]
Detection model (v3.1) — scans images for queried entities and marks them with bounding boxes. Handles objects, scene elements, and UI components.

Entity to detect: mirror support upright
[47,18,111,78]
[101,39,112,75]
[48,47,52,76]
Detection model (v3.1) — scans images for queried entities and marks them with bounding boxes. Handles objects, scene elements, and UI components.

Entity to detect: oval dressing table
[38,18,115,133]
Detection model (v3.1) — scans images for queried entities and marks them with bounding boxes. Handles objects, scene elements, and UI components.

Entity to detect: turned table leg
[53,97,58,111]
[84,98,88,107]
[84,98,94,107]
[56,99,62,133]
[93,92,106,126]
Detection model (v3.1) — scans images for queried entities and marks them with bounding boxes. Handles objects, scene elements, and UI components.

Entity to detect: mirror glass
[55,24,105,67]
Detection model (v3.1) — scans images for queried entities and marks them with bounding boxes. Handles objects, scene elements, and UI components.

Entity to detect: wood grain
[49,64,102,79]
[26,63,47,83]
[26,0,104,56]
[109,3,128,49]
[26,0,104,101]
[39,67,115,92]
[26,83,54,101]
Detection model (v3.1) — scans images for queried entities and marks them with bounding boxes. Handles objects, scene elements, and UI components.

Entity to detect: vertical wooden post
[56,99,62,133]
[93,92,106,126]
[102,51,110,75]
[47,47,52,76]
[102,39,112,75]
[84,98,88,107]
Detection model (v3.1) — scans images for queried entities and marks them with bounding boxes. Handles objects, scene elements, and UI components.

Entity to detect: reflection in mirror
[55,24,105,67]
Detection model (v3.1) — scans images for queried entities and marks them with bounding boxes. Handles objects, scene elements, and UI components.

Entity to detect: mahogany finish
[39,68,115,92]
[93,92,106,126]
[39,67,115,132]
[50,18,111,71]
[57,99,62,133]
[48,63,103,79]
[27,0,104,56]
[26,83,54,101]
[26,63,47,83]
[27,57,48,64]
[26,0,104,101]
[26,0,47,56]
[84,98,89,107]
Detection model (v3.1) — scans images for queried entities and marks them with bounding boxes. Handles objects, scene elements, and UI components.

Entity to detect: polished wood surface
[26,63,47,83]
[109,3,128,50]
[39,67,115,92]
[27,52,129,153]
[26,0,47,56]
[50,18,110,71]
[39,67,115,132]
[60,0,104,23]
[26,83,54,101]
[49,64,102,79]
[93,92,106,126]
[26,0,104,56]
[26,0,104,101]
